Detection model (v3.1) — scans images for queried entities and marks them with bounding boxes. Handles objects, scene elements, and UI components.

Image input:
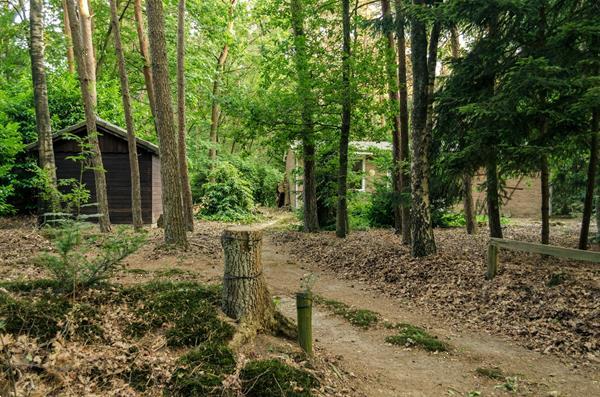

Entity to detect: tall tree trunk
[66,0,111,232]
[424,21,441,139]
[176,0,194,231]
[133,0,156,119]
[290,0,318,232]
[579,110,598,249]
[450,27,476,234]
[394,0,410,244]
[62,0,75,73]
[109,0,142,230]
[409,0,436,257]
[540,152,550,244]
[146,0,188,247]
[30,0,58,211]
[381,0,402,234]
[486,152,503,238]
[209,0,237,164]
[336,0,351,238]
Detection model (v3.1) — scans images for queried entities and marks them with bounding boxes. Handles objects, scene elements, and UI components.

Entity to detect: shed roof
[25,117,159,155]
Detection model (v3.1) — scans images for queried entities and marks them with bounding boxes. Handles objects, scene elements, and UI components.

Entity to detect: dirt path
[258,234,599,397]
[121,221,599,397]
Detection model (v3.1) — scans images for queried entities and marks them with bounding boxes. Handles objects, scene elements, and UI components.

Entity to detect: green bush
[348,193,371,230]
[431,209,466,228]
[37,221,146,292]
[197,162,256,222]
[367,179,395,228]
[241,359,318,397]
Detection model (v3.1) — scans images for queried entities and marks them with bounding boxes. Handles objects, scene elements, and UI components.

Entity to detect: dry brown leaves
[272,220,600,367]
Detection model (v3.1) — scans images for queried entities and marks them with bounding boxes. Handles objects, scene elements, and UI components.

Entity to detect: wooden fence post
[486,243,498,280]
[296,291,313,355]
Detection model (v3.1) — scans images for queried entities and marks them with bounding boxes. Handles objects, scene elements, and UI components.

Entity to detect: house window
[351,157,366,192]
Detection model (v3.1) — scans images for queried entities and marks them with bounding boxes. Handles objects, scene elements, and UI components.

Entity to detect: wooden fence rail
[486,237,600,279]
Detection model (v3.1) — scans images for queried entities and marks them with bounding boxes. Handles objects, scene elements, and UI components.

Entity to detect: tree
[29,0,57,208]
[381,0,403,235]
[177,0,194,231]
[61,0,75,74]
[409,0,436,257]
[290,0,318,232]
[394,0,411,244]
[133,0,156,119]
[209,0,237,164]
[146,0,188,247]
[109,0,142,230]
[579,113,598,249]
[336,0,351,238]
[66,0,111,232]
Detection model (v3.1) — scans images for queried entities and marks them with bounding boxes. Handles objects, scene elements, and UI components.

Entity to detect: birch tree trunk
[409,0,436,257]
[209,0,237,164]
[30,0,58,210]
[395,0,411,244]
[381,0,403,235]
[62,0,75,74]
[133,0,156,119]
[290,0,318,232]
[146,0,188,247]
[177,0,194,231]
[336,0,351,238]
[109,0,143,230]
[66,0,111,232]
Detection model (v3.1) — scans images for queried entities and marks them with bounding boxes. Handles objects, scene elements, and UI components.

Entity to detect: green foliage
[196,162,256,222]
[385,323,448,352]
[431,209,466,228]
[368,179,395,227]
[475,367,505,381]
[241,359,318,397]
[315,296,379,329]
[121,282,234,347]
[167,343,236,396]
[38,221,146,292]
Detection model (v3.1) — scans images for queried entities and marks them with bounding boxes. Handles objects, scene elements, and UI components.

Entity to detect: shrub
[431,209,466,228]
[348,193,371,230]
[368,179,395,228]
[197,162,256,222]
[241,359,318,397]
[37,221,146,292]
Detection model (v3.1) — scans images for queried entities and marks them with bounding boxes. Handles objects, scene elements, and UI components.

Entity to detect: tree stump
[221,227,273,324]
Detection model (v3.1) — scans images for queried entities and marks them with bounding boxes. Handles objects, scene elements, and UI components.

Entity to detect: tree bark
[336,0,351,238]
[394,0,410,244]
[381,0,402,234]
[540,153,550,244]
[66,0,111,232]
[62,0,75,74]
[146,0,188,247]
[424,20,441,141]
[133,0,156,119]
[290,0,318,232]
[579,110,598,249]
[109,0,143,230]
[209,0,237,164]
[486,152,503,238]
[30,0,58,210]
[176,0,194,231]
[409,0,436,257]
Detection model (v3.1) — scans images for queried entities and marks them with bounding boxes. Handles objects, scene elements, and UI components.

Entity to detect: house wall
[53,127,159,223]
[151,156,163,223]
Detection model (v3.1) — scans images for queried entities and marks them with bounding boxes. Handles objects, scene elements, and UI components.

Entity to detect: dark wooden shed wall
[53,125,161,223]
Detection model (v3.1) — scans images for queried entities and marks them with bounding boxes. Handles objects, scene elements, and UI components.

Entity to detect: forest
[0,0,598,396]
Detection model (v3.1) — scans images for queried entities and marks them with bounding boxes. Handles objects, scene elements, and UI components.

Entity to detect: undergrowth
[385,323,449,352]
[241,359,318,397]
[315,296,379,328]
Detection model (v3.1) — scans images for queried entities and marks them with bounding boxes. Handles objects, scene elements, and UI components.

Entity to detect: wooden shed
[27,117,162,224]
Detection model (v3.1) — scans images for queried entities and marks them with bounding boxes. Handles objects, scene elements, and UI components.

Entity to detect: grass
[314,296,379,328]
[241,359,318,397]
[476,366,504,380]
[121,281,234,347]
[385,323,449,352]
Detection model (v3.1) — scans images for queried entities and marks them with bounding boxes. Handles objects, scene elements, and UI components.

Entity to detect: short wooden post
[296,291,313,355]
[221,227,273,323]
[486,243,499,279]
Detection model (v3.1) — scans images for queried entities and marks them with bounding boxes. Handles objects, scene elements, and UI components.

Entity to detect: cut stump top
[222,226,263,242]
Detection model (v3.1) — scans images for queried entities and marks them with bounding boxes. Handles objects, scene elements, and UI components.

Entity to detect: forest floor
[1,213,599,396]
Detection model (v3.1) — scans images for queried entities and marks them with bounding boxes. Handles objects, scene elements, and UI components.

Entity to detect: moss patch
[241,359,318,397]
[121,281,234,347]
[385,323,448,352]
[0,279,64,293]
[167,343,236,396]
[315,296,379,328]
